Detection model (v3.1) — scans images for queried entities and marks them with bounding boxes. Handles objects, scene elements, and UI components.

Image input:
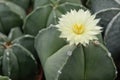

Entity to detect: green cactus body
[104,12,120,60]
[0,27,38,80]
[4,0,30,10]
[85,0,120,66]
[35,25,116,80]
[23,0,86,36]
[0,1,26,34]
[0,75,11,80]
[95,8,120,35]
[86,0,120,12]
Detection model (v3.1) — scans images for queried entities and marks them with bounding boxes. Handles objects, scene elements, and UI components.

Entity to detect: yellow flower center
[72,24,85,34]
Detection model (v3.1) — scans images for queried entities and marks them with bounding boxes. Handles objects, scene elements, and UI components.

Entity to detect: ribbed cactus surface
[0,27,38,80]
[35,25,116,80]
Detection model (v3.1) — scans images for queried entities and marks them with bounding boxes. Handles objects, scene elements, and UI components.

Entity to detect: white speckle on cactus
[58,70,62,74]
[67,51,72,56]
[24,35,33,37]
[7,57,10,61]
[6,52,10,56]
[8,71,11,76]
[115,71,118,74]
[108,52,111,57]
[49,24,54,27]
[93,40,100,45]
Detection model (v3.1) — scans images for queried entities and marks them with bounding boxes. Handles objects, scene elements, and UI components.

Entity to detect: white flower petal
[56,9,102,46]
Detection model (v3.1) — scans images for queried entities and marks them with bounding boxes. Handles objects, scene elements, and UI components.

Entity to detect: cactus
[86,0,120,12]
[8,27,23,41]
[23,0,86,36]
[4,0,30,10]
[0,75,11,80]
[104,12,120,60]
[0,1,26,35]
[95,8,120,35]
[0,27,38,80]
[35,25,116,80]
[0,0,118,80]
[85,0,120,79]
[86,0,120,62]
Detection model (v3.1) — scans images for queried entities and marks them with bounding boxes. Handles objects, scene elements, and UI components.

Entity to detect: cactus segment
[96,8,120,35]
[104,12,120,59]
[8,27,23,41]
[0,28,38,80]
[0,1,26,34]
[0,75,11,80]
[35,25,116,80]
[4,0,30,10]
[87,0,120,12]
[23,0,85,36]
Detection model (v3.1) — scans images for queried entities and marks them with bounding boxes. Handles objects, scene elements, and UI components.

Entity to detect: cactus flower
[56,9,102,46]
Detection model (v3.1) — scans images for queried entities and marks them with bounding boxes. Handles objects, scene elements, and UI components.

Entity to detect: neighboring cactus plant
[85,1,120,79]
[0,75,11,80]
[95,8,120,35]
[0,27,38,80]
[0,1,26,35]
[35,25,116,80]
[0,0,118,80]
[86,0,120,61]
[23,0,86,36]
[86,0,120,12]
[4,0,30,10]
[104,12,120,60]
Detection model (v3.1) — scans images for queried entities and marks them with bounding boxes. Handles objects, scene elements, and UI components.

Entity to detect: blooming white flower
[56,9,102,46]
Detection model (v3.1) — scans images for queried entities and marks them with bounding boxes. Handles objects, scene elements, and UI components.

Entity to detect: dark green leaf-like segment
[35,25,67,66]
[0,75,11,80]
[86,0,120,12]
[0,29,38,80]
[0,1,26,34]
[95,8,120,60]
[2,48,19,80]
[59,43,116,80]
[8,27,23,41]
[34,0,82,8]
[23,0,86,36]
[35,26,116,80]
[0,32,8,42]
[0,1,26,17]
[0,44,37,80]
[12,35,39,63]
[4,0,30,10]
[95,8,120,35]
[104,12,120,59]
[11,44,37,80]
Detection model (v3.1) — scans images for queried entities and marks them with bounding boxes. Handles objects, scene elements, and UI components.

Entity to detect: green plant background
[0,0,120,80]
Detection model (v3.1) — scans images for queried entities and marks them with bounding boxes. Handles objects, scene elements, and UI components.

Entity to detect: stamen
[72,24,85,34]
